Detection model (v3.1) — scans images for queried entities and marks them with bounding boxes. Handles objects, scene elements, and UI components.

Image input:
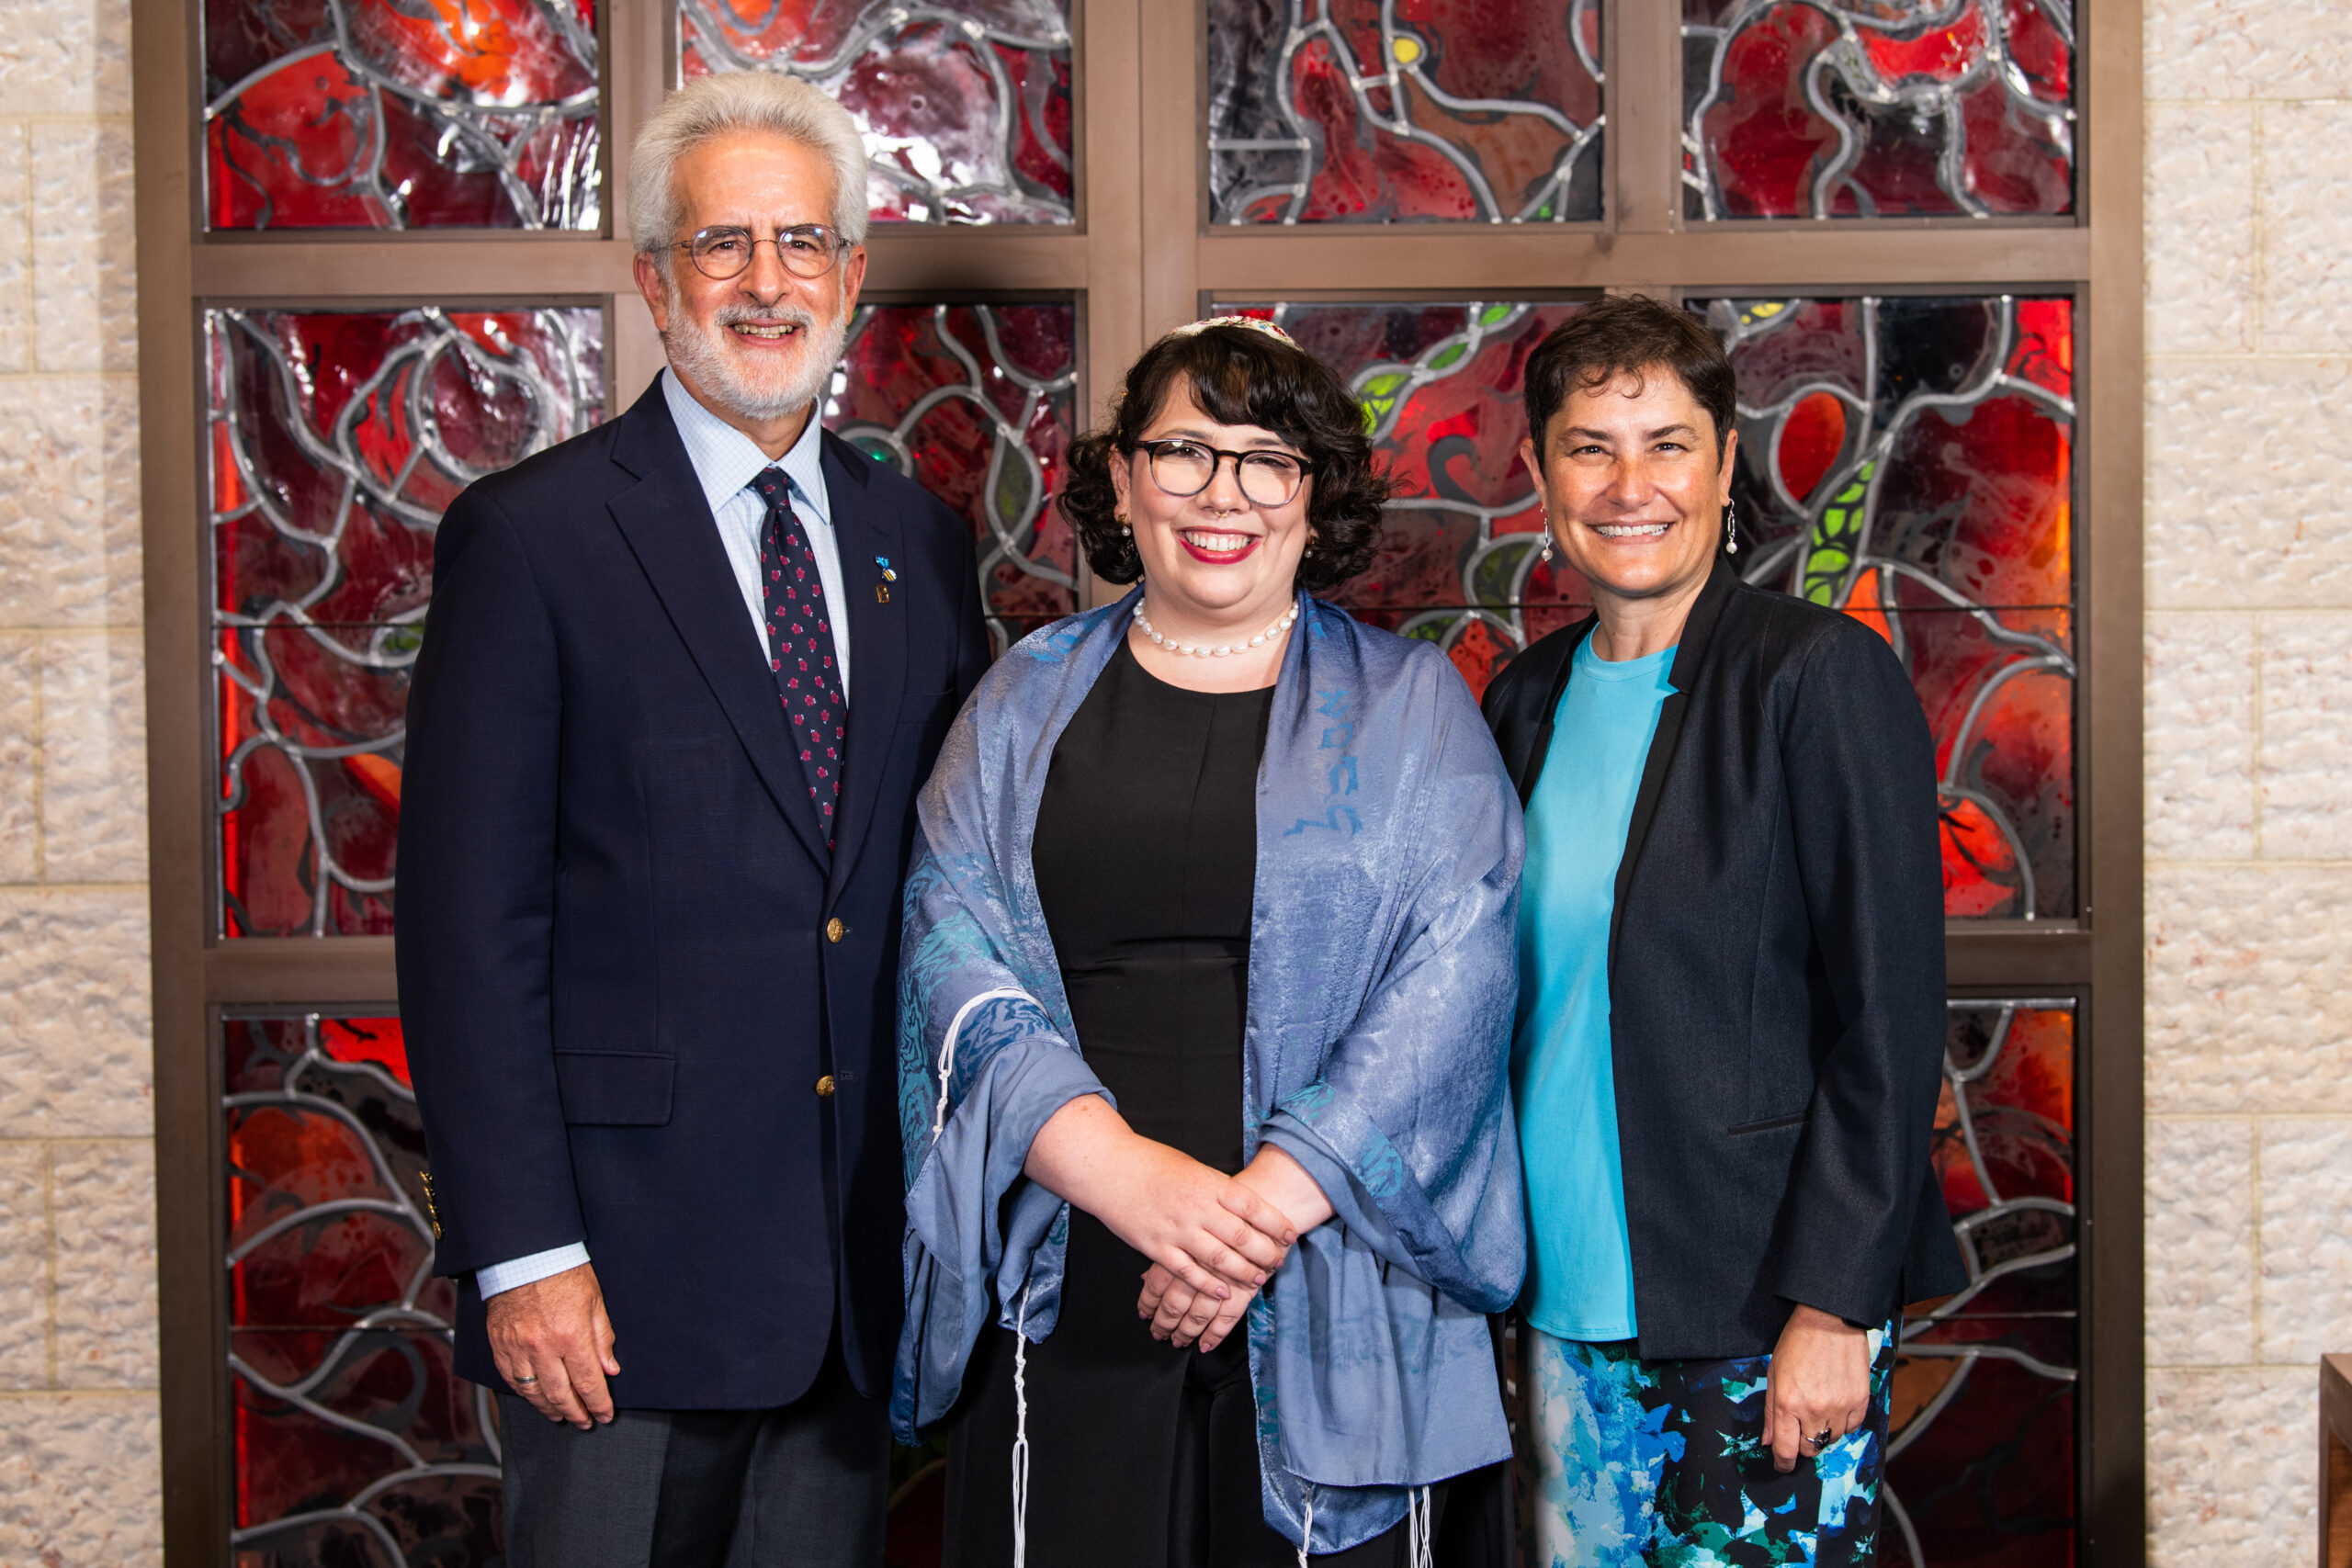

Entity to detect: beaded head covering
[1162,313,1299,348]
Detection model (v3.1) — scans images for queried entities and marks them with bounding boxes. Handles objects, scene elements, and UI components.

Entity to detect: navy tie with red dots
[750,468,846,852]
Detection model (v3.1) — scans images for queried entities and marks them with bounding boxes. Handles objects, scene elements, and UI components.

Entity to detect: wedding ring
[514,1373,539,1385]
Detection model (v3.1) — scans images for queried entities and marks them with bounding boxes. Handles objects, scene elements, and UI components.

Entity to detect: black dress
[940,637,1452,1568]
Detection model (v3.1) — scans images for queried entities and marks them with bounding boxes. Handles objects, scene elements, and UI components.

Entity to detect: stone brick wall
[2143,3,2352,1562]
[0,0,2344,1562]
[0,0,162,1562]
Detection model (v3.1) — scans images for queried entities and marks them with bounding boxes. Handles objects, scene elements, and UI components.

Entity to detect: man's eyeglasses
[674,224,848,282]
[1135,438,1307,508]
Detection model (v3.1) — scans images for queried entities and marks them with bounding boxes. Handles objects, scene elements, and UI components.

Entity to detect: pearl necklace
[1132,600,1297,658]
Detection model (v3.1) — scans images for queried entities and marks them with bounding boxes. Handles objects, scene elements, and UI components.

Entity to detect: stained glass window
[1702,295,2075,919]
[224,1013,501,1565]
[1885,998,2077,1567]
[224,1011,958,1566]
[1257,293,2071,919]
[829,301,1078,654]
[678,0,1074,224]
[211,301,1067,933]
[211,307,606,938]
[1682,0,2074,220]
[204,0,601,230]
[1207,0,1604,224]
[1240,299,1585,692]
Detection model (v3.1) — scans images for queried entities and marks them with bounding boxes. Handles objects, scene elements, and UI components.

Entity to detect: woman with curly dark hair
[893,318,1527,1567]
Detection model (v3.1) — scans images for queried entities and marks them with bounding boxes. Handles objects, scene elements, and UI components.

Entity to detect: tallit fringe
[933,987,1034,1135]
[1011,1283,1034,1568]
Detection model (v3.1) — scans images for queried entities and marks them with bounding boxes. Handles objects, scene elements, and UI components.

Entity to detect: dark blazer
[1482,557,1966,1359]
[396,376,990,1409]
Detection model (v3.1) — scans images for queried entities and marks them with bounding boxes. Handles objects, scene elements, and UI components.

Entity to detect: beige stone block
[0,0,130,115]
[40,633,146,882]
[2147,863,2352,1112]
[2145,104,2254,355]
[0,1144,49,1389]
[0,1393,161,1566]
[2256,1119,2352,1366]
[2147,0,2352,99]
[2145,356,2352,609]
[0,127,30,375]
[2146,1368,2315,1567]
[2145,615,2256,862]
[31,121,135,375]
[50,1140,152,1389]
[2261,104,2352,356]
[0,376,142,626]
[2258,613,2352,859]
[0,889,149,1137]
[2144,1119,2255,1366]
[0,635,38,883]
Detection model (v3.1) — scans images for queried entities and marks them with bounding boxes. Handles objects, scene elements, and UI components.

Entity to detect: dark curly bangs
[1059,323,1392,592]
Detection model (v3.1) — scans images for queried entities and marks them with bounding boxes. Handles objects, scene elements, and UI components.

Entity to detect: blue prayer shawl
[892,589,1526,1553]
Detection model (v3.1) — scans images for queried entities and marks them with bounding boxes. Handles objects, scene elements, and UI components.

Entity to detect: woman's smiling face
[1109,380,1315,632]
[1522,366,1736,611]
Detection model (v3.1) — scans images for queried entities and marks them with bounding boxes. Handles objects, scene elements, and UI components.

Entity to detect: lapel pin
[875,556,896,604]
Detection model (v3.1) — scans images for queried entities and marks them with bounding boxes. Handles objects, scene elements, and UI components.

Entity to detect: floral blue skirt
[1525,1322,1895,1567]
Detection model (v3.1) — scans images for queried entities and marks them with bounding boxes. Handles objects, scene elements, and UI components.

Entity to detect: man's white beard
[662,293,849,423]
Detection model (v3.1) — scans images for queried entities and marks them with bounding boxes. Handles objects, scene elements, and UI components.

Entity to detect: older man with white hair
[395,72,990,1566]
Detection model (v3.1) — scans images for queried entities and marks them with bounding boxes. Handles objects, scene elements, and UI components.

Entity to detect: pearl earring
[1539,508,1554,565]
[1724,501,1739,556]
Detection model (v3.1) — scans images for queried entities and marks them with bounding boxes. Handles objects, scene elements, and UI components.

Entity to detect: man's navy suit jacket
[395,376,990,1409]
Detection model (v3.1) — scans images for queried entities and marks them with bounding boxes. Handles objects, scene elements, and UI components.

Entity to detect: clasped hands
[1025,1096,1335,1356]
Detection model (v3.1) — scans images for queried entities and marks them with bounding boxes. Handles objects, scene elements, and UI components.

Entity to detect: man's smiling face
[638,129,867,431]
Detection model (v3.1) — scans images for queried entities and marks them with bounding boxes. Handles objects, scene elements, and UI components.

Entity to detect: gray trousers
[497,1348,891,1568]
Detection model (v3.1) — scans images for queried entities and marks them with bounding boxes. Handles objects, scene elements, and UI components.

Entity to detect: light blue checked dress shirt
[475,369,850,1301]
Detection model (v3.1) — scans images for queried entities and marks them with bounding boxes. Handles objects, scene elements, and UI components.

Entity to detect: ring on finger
[513,1372,539,1385]
[1806,1425,1836,1449]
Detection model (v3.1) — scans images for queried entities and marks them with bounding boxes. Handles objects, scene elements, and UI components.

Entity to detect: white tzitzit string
[932,987,1034,1135]
[1410,1485,1433,1568]
[1011,1283,1035,1568]
[933,986,1045,1568]
[1296,1490,1314,1567]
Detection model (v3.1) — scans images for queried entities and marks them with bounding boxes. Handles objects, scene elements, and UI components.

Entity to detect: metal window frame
[135,0,2143,1558]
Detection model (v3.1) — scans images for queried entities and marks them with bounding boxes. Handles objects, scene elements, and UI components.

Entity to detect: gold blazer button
[815,1075,837,1098]
[825,918,845,943]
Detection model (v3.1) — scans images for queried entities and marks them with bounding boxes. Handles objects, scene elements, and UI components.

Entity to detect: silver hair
[628,73,871,265]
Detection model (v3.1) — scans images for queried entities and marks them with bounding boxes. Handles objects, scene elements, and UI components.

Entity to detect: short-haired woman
[1482,296,1964,1565]
[894,318,1524,1566]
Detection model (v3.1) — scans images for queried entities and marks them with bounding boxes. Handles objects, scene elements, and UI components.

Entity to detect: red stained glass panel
[1208,0,1604,223]
[209,308,605,937]
[1267,294,2073,919]
[1702,294,2075,919]
[678,0,1073,224]
[1885,1000,2077,1566]
[223,1014,495,1562]
[829,302,1077,653]
[1230,299,1588,693]
[232,1329,502,1565]
[1683,0,2073,220]
[205,0,600,230]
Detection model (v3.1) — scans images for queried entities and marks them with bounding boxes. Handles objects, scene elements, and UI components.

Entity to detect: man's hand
[1763,1303,1871,1473]
[485,1262,621,1429]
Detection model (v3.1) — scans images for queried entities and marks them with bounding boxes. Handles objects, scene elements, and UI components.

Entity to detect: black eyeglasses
[1136,438,1308,507]
[674,224,848,282]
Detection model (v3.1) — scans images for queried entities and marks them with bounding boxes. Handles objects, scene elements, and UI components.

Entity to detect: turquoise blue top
[1512,635,1676,1343]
